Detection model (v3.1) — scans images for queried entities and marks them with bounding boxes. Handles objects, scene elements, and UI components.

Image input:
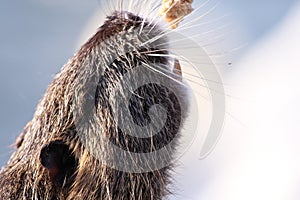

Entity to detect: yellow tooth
[173,58,182,79]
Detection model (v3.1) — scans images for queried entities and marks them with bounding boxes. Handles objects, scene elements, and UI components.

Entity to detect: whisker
[146,11,170,34]
[140,48,170,54]
[208,43,248,57]
[143,1,223,47]
[144,2,166,33]
[171,15,227,34]
[154,22,230,48]
[141,52,229,87]
[139,1,153,34]
[141,13,224,48]
[128,0,134,12]
[142,60,216,102]
[141,61,185,87]
[161,0,213,30]
[171,53,236,98]
[141,54,223,93]
[165,1,220,32]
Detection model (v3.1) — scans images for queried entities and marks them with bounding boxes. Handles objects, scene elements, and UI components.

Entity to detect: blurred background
[1,0,300,199]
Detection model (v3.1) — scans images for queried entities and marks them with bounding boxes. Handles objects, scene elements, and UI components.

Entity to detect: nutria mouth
[0,11,189,200]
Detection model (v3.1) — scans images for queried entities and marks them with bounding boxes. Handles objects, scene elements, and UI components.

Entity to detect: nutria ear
[40,141,78,187]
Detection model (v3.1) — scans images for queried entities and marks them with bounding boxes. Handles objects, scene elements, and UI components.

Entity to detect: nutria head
[0,11,189,200]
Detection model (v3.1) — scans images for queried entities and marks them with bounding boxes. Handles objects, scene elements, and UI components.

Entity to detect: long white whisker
[144,2,162,26]
[161,0,213,30]
[170,52,231,97]
[146,0,184,35]
[139,1,153,34]
[128,0,133,12]
[154,23,229,48]
[208,43,248,57]
[141,12,224,48]
[177,16,227,34]
[146,53,228,86]
[142,60,217,101]
[173,3,221,32]
[141,61,185,87]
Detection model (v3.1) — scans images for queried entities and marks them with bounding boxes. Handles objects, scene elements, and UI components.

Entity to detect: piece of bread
[159,0,194,29]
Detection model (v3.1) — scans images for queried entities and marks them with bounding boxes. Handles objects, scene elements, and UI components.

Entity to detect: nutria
[0,10,189,200]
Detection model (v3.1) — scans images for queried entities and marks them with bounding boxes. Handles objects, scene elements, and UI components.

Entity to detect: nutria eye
[40,140,78,188]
